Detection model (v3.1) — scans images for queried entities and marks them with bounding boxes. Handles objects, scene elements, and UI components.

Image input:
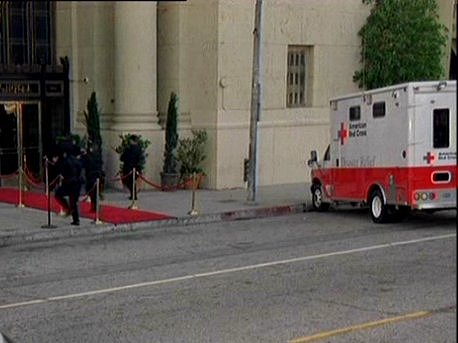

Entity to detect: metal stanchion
[44,157,49,198]
[41,158,57,229]
[23,154,29,191]
[94,177,103,224]
[128,168,138,209]
[188,172,199,216]
[16,155,24,208]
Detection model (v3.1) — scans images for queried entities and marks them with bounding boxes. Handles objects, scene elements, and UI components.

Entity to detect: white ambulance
[307,80,456,223]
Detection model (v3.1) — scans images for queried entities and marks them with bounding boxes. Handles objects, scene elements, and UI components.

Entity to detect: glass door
[0,103,19,176]
[0,101,42,183]
[21,103,42,176]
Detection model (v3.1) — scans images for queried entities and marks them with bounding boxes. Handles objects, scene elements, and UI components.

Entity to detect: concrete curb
[0,203,308,248]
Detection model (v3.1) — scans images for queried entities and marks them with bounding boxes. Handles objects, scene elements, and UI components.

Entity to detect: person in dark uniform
[81,145,104,212]
[120,135,144,200]
[53,143,83,225]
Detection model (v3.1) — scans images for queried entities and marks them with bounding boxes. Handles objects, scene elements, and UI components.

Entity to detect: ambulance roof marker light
[330,100,337,111]
[363,94,372,105]
[436,81,447,91]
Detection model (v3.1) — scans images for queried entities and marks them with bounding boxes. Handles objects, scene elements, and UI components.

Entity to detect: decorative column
[111,1,158,130]
[108,1,162,189]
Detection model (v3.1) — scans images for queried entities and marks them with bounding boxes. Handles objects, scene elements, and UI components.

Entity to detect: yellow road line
[289,310,433,343]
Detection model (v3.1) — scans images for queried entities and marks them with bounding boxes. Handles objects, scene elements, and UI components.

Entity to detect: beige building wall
[216,0,369,188]
[55,1,163,189]
[437,0,457,77]
[157,0,219,188]
[55,2,115,134]
[157,0,370,189]
[57,1,451,190]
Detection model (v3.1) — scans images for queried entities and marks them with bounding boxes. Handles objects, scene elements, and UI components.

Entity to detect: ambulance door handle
[336,159,339,167]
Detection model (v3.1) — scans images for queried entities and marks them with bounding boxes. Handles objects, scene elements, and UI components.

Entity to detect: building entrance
[0,102,42,180]
[0,58,71,186]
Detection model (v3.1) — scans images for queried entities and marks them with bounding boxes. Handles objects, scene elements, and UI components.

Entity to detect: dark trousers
[55,182,81,223]
[86,185,97,212]
[85,179,98,212]
[85,172,105,211]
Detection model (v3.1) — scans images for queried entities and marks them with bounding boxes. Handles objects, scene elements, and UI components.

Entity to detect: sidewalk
[0,183,312,247]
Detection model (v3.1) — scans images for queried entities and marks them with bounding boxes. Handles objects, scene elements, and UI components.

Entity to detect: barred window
[349,106,361,121]
[433,108,450,148]
[286,45,312,107]
[372,101,386,118]
[0,1,55,65]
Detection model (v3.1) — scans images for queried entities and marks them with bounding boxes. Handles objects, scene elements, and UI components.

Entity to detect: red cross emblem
[337,122,348,145]
[423,152,435,164]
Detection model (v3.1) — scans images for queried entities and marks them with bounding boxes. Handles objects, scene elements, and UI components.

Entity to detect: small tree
[83,92,103,164]
[354,0,448,89]
[162,92,179,175]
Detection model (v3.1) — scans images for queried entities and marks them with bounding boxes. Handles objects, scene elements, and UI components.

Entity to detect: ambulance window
[433,109,449,148]
[373,102,385,118]
[349,106,361,121]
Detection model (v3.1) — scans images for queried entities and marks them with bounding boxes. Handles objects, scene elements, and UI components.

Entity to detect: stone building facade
[1,1,455,189]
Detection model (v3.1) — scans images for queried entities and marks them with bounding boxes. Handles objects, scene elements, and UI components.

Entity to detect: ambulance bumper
[412,188,456,210]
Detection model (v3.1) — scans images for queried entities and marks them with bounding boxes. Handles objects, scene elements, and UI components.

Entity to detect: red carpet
[0,188,174,224]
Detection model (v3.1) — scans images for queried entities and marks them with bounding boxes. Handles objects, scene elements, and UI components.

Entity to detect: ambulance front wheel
[311,184,330,212]
[369,189,390,223]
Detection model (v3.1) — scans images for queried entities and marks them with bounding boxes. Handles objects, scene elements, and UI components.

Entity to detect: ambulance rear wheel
[369,189,390,223]
[312,184,330,211]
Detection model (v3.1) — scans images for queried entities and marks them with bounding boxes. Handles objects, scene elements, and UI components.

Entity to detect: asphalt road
[0,208,456,343]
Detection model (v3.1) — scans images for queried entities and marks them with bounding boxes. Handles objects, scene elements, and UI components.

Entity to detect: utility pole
[247,0,263,202]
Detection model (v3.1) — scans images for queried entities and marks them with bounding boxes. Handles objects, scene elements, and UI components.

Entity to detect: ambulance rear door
[409,81,456,207]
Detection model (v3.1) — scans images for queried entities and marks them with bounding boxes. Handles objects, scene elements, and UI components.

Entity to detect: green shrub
[354,0,448,89]
[177,129,208,178]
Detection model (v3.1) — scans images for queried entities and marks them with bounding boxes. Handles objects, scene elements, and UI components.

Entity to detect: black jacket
[120,144,144,174]
[58,154,83,186]
[81,152,103,186]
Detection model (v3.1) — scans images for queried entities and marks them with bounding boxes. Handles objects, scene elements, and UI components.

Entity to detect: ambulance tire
[311,184,330,212]
[369,189,391,223]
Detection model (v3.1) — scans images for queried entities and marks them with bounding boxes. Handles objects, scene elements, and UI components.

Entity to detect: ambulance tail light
[413,191,437,201]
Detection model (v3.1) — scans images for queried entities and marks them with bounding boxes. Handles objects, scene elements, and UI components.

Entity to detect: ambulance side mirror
[307,150,318,167]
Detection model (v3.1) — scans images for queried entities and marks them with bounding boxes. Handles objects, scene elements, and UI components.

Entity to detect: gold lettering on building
[0,82,35,95]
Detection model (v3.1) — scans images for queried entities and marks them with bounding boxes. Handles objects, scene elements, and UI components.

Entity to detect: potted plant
[160,92,180,190]
[177,129,208,189]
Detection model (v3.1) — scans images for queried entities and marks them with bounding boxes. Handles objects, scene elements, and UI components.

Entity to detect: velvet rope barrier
[79,181,97,203]
[23,167,45,190]
[0,170,19,181]
[107,170,132,183]
[137,173,186,192]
